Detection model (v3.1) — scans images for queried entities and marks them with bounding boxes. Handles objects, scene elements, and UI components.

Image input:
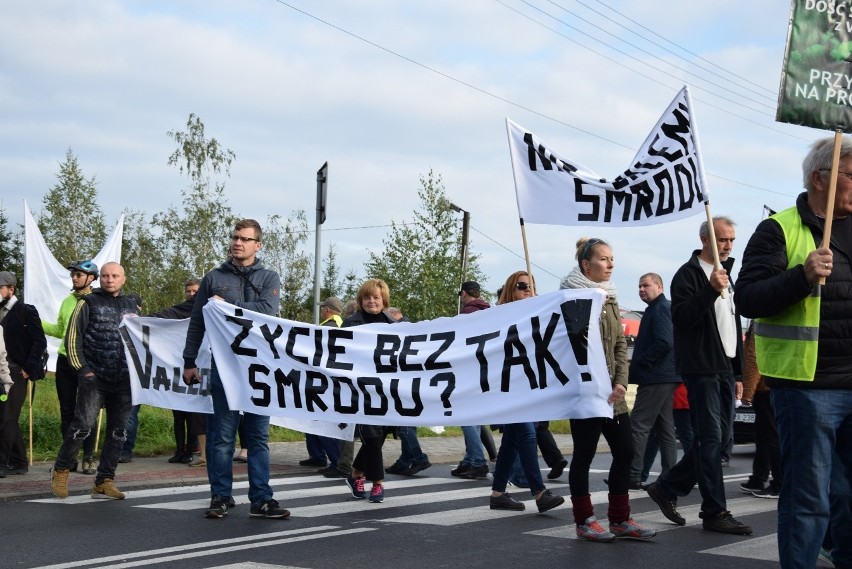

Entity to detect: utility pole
[448,202,470,314]
[313,162,328,324]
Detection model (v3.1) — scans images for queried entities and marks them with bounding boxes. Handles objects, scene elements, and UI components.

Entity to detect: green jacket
[601,295,629,416]
[42,291,90,357]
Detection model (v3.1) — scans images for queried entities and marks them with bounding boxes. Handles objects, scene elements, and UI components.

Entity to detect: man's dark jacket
[734,192,852,390]
[670,251,743,378]
[0,301,47,379]
[628,294,680,385]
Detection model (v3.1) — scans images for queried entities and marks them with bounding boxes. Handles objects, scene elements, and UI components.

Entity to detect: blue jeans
[491,422,545,496]
[55,375,132,482]
[772,387,852,569]
[460,425,487,468]
[305,434,340,466]
[391,426,429,468]
[658,372,734,517]
[207,363,273,506]
[121,404,140,457]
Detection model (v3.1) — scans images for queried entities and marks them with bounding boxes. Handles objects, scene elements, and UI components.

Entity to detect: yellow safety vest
[753,206,820,381]
[320,314,343,328]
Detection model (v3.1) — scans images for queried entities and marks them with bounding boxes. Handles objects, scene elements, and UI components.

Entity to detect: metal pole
[313,162,328,325]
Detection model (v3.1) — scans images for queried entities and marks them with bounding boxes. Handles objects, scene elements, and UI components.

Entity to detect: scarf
[559,266,618,300]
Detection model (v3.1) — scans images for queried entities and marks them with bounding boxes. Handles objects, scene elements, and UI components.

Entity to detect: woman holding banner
[487,270,565,514]
[560,237,655,542]
[341,278,397,504]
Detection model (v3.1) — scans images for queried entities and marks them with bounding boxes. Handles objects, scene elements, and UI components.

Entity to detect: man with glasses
[645,216,751,535]
[0,271,47,476]
[182,219,289,520]
[42,260,99,475]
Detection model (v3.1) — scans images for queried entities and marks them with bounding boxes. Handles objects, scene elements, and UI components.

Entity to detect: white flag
[507,86,708,227]
[23,201,124,371]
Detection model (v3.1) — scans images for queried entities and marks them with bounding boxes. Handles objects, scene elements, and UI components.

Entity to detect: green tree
[0,203,23,276]
[365,170,484,322]
[121,209,170,313]
[320,243,344,300]
[261,211,312,320]
[153,113,239,304]
[37,148,107,264]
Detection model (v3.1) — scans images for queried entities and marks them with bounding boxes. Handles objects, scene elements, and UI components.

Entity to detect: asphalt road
[6,446,825,569]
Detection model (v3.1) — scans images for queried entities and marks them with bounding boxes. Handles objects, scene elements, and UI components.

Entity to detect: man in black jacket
[735,137,852,569]
[628,273,680,490]
[0,271,47,476]
[50,262,140,499]
[646,216,751,536]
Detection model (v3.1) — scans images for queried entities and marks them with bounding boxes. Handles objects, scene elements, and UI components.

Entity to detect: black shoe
[168,453,184,464]
[450,463,471,477]
[547,459,568,480]
[403,461,432,476]
[490,492,525,511]
[69,460,78,473]
[384,463,410,475]
[250,498,291,519]
[751,486,780,499]
[702,510,752,535]
[118,454,133,464]
[226,496,236,508]
[4,465,28,475]
[459,464,490,480]
[646,482,686,526]
[720,459,730,467]
[322,467,348,479]
[629,481,644,491]
[298,458,327,467]
[739,478,765,493]
[205,495,229,519]
[535,489,565,513]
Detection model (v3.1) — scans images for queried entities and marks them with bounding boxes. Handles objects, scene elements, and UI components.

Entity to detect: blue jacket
[628,294,680,385]
[183,258,280,368]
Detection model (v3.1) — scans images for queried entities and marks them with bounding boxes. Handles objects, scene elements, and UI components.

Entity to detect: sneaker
[489,492,525,511]
[250,498,291,519]
[536,489,565,513]
[346,475,366,499]
[369,485,385,503]
[818,547,834,565]
[206,495,229,519]
[576,516,616,542]
[81,458,96,475]
[751,486,780,499]
[118,454,133,464]
[610,518,657,540]
[701,510,753,535]
[628,481,644,491]
[450,462,471,477]
[459,464,490,480]
[51,467,70,498]
[646,482,686,526]
[547,459,568,480]
[92,478,125,500]
[403,460,432,476]
[740,478,765,494]
[168,452,184,463]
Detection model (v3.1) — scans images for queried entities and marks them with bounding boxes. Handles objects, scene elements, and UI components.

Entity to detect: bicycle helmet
[66,260,99,278]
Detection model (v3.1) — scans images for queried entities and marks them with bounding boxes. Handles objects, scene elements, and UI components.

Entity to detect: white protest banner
[507,86,707,227]
[119,317,355,441]
[201,288,613,426]
[24,201,125,371]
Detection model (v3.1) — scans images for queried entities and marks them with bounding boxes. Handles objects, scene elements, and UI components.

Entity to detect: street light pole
[448,201,470,314]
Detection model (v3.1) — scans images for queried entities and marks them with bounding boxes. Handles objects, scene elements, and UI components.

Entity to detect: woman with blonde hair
[560,238,655,542]
[487,270,565,514]
[342,278,398,504]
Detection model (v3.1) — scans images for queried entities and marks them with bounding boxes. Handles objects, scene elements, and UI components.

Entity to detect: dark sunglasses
[515,282,531,291]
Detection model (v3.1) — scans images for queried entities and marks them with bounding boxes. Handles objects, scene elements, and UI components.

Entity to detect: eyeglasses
[820,169,852,181]
[230,235,259,243]
[515,282,531,291]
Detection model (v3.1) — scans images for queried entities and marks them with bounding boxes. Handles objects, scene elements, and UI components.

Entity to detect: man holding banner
[182,219,289,520]
[735,137,852,569]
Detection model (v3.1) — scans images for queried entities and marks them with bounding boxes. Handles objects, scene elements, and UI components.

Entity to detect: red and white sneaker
[610,518,656,540]
[576,516,616,542]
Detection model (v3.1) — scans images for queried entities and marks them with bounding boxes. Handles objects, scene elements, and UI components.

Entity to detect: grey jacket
[183,258,281,368]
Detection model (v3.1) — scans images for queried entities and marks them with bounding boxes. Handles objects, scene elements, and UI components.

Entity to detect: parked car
[733,403,756,444]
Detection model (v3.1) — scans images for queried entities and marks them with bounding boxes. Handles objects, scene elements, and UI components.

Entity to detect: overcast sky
[0,1,819,310]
